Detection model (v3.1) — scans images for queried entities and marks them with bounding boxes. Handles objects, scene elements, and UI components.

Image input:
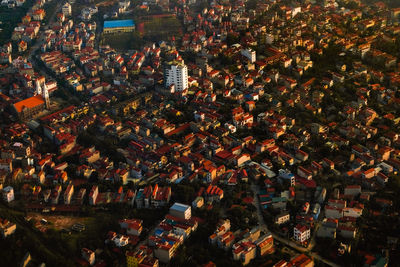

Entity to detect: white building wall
[165,63,188,92]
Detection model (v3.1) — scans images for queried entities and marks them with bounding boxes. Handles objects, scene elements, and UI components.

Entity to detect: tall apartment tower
[163,61,188,92]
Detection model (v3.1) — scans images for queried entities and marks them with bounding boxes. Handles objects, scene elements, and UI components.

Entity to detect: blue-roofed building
[155,229,164,236]
[103,19,135,34]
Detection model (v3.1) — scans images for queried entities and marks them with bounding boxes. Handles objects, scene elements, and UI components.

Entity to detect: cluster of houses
[9,0,50,53]
[105,218,142,249]
[0,0,398,265]
[84,204,198,265]
[209,220,275,265]
[124,203,198,265]
[192,184,224,208]
[102,0,132,20]
[316,185,366,240]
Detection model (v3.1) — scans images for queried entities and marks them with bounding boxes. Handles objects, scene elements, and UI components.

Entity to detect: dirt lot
[28,212,88,230]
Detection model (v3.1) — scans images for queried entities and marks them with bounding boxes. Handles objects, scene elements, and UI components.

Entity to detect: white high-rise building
[164,61,188,92]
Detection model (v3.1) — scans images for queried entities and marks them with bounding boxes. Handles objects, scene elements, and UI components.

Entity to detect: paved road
[251,183,266,226]
[28,1,64,59]
[271,231,340,267]
[250,183,340,267]
[27,1,81,105]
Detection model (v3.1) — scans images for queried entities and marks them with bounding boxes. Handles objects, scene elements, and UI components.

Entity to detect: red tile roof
[14,95,44,113]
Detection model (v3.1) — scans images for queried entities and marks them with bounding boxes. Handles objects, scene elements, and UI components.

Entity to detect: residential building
[289,254,314,267]
[2,186,14,202]
[232,241,257,266]
[275,211,290,225]
[62,2,72,16]
[255,233,274,256]
[293,224,310,243]
[0,218,16,238]
[169,203,191,220]
[241,48,256,63]
[164,61,188,93]
[112,234,130,247]
[81,248,95,265]
[119,218,143,236]
[64,184,74,204]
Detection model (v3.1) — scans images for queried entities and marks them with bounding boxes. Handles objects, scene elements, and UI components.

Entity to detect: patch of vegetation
[42,0,58,24]
[0,0,34,45]
[141,16,182,42]
[0,202,75,266]
[100,31,145,51]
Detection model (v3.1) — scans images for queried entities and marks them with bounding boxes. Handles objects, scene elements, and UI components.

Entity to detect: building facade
[164,61,188,92]
[294,224,310,243]
[103,20,135,34]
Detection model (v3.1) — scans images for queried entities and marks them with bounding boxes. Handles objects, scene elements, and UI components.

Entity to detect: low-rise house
[216,231,235,251]
[64,184,74,204]
[297,166,312,180]
[275,211,290,225]
[232,241,256,266]
[317,219,337,239]
[119,218,143,236]
[338,225,357,239]
[51,184,62,204]
[255,233,274,256]
[126,246,158,267]
[2,186,14,202]
[209,219,231,245]
[293,224,310,243]
[32,9,45,21]
[327,199,347,209]
[192,196,204,208]
[81,248,95,265]
[0,218,16,238]
[112,234,130,247]
[18,40,27,52]
[289,254,314,267]
[342,207,363,218]
[325,206,343,219]
[344,185,361,196]
[89,185,98,205]
[203,185,224,202]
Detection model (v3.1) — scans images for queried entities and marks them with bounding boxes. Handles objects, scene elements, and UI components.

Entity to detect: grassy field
[101,31,145,51]
[140,16,182,42]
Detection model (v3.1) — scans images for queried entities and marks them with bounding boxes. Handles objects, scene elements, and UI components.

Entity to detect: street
[26,1,80,106]
[28,1,64,60]
[250,182,340,267]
